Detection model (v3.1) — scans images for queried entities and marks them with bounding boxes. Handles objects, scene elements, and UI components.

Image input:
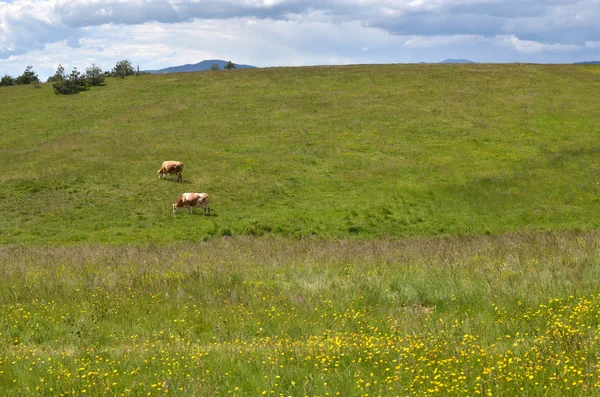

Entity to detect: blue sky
[1,0,599,80]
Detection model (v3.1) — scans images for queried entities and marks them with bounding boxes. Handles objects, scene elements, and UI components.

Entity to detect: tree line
[2,59,238,94]
[0,60,137,95]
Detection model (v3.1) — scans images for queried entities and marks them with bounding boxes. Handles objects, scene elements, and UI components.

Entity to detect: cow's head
[172,203,179,213]
[157,169,163,178]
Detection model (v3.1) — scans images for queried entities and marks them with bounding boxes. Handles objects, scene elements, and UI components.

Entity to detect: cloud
[2,0,599,46]
[55,0,183,27]
[0,1,81,57]
[1,16,405,80]
[585,40,600,49]
[403,35,485,48]
[499,35,584,54]
[1,0,599,76]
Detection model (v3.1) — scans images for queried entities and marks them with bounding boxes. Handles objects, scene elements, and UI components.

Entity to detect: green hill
[1,64,599,244]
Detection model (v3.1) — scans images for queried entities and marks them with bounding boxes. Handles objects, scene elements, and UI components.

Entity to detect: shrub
[0,74,15,86]
[47,64,66,83]
[15,66,39,85]
[52,67,88,95]
[85,64,105,86]
[112,60,135,78]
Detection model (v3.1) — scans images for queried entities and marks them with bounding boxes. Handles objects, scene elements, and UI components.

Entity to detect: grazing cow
[158,161,184,182]
[173,193,210,215]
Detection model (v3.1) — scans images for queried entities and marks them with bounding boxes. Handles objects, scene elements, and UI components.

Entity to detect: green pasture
[1,64,599,243]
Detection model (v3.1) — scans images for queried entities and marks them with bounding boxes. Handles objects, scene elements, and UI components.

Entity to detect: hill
[575,61,600,65]
[0,63,599,244]
[145,59,257,74]
[441,58,475,63]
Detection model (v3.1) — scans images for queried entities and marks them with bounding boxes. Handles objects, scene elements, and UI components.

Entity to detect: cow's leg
[206,205,211,216]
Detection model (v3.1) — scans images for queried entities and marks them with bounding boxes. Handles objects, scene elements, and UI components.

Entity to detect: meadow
[0,64,599,243]
[3,233,600,395]
[1,63,600,395]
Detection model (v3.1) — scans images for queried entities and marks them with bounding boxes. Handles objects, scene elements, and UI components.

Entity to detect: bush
[112,60,135,79]
[15,66,39,85]
[47,64,66,83]
[52,67,88,95]
[0,74,15,86]
[86,64,105,86]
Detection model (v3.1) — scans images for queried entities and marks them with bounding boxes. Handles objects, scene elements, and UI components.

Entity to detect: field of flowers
[2,233,600,396]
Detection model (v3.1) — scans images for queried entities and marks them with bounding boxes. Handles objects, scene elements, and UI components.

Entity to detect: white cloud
[498,35,583,54]
[403,34,484,48]
[585,40,600,49]
[1,0,599,77]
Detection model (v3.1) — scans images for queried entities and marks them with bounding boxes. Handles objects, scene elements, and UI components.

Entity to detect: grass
[2,233,600,395]
[0,64,599,243]
[2,63,600,395]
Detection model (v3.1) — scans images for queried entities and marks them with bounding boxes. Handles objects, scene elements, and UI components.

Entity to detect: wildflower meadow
[2,234,600,395]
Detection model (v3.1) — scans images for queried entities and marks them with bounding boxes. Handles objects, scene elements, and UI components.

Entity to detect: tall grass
[2,232,600,395]
[1,64,599,243]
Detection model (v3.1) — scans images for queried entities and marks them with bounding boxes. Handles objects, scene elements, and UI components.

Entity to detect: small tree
[85,64,105,86]
[210,63,220,71]
[224,61,236,70]
[47,64,66,83]
[15,66,39,85]
[52,67,88,95]
[0,74,15,86]
[112,60,135,78]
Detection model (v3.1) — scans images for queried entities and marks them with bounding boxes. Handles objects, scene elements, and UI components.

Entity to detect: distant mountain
[575,61,600,65]
[145,60,257,74]
[441,59,475,64]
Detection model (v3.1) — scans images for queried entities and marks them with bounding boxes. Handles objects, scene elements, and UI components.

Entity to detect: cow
[173,192,210,215]
[158,161,184,182]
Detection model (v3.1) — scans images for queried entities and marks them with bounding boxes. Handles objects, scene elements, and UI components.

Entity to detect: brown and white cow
[158,161,184,182]
[173,192,210,215]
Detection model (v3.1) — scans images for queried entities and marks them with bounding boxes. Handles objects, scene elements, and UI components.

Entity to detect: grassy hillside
[1,64,599,243]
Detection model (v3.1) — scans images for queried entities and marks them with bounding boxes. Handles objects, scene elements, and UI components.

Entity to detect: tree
[210,63,220,71]
[224,61,236,70]
[47,64,66,83]
[112,60,135,78]
[85,64,105,86]
[0,74,15,86]
[15,66,39,85]
[52,67,88,95]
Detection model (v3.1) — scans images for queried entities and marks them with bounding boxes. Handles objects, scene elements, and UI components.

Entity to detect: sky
[1,0,599,80]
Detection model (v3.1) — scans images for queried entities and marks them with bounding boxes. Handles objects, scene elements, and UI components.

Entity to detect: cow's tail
[201,194,210,210]
[178,163,184,182]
